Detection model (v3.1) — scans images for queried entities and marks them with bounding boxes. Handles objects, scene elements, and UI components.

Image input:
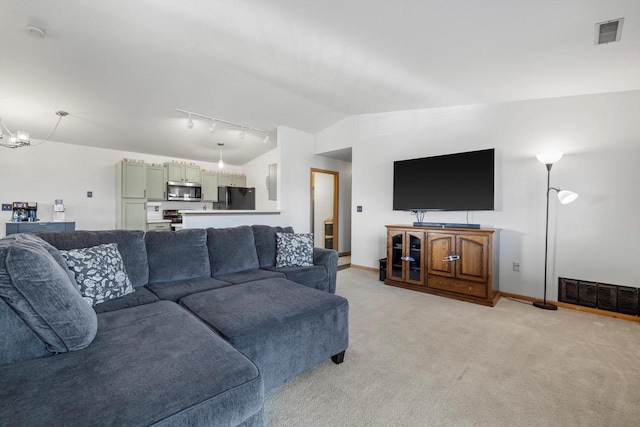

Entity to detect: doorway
[310,169,339,251]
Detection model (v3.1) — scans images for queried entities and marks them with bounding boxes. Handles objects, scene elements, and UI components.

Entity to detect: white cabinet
[116,161,147,230]
[202,172,219,202]
[146,165,166,201]
[121,200,146,230]
[165,162,201,183]
[119,161,146,198]
[218,173,246,187]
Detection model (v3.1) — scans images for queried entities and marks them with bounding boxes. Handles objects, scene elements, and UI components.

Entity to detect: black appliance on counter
[12,202,38,222]
[218,187,255,210]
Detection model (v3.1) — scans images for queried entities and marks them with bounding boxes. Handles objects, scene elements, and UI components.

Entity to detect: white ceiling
[1,0,639,165]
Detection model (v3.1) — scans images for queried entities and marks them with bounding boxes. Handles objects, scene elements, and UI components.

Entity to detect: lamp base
[533,301,558,310]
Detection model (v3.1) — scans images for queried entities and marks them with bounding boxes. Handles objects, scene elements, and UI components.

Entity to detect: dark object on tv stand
[413,222,481,229]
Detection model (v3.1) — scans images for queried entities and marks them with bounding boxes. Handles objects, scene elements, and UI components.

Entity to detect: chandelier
[0,110,68,149]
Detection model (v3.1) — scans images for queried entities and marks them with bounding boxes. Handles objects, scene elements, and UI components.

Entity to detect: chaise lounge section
[0,225,348,426]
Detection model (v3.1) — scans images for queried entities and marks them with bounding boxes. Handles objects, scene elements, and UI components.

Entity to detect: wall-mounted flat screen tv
[393,148,495,211]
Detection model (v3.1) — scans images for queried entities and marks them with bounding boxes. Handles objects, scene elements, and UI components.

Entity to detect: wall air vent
[595,18,624,45]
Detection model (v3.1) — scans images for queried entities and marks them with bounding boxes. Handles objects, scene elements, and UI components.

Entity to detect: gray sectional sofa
[0,225,349,426]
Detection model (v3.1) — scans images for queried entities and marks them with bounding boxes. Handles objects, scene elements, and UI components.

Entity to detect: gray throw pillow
[0,239,97,353]
[61,243,134,306]
[275,232,314,267]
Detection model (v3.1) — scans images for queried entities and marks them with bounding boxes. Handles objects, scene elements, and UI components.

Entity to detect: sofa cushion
[0,301,264,426]
[93,287,159,314]
[0,238,97,353]
[1,233,78,287]
[263,265,327,287]
[276,232,314,267]
[61,243,134,306]
[252,225,294,268]
[214,269,285,285]
[180,278,349,390]
[207,226,260,275]
[145,229,211,283]
[146,276,232,302]
[37,230,149,288]
[0,298,50,366]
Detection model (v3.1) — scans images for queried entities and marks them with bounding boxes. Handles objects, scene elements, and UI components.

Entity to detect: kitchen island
[180,210,282,229]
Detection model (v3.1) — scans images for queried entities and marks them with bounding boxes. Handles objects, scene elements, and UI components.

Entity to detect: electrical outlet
[357,206,363,212]
[1,204,11,211]
[513,262,521,272]
[87,191,93,198]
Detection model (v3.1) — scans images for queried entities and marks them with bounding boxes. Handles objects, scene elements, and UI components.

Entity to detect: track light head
[263,134,270,144]
[208,121,216,133]
[239,129,245,140]
[187,114,194,129]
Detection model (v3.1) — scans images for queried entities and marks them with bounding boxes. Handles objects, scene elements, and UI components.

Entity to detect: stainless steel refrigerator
[218,187,256,210]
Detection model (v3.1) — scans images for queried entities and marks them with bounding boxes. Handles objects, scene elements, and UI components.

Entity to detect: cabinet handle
[442,255,460,262]
[400,256,415,262]
[144,190,146,197]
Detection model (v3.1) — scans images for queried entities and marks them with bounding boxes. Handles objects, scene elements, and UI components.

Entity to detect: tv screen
[393,149,495,211]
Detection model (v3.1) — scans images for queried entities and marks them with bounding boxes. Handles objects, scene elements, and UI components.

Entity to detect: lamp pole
[534,163,558,310]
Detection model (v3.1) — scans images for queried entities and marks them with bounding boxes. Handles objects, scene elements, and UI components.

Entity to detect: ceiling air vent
[595,18,624,45]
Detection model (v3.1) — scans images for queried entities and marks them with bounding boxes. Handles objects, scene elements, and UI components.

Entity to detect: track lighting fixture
[217,143,225,169]
[176,108,267,142]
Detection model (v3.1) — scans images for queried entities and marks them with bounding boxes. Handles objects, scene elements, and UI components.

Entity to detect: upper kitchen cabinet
[146,164,166,201]
[165,162,201,184]
[201,172,219,202]
[218,173,246,187]
[118,161,146,198]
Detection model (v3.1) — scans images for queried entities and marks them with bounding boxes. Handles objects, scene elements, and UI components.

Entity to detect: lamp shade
[536,152,563,165]
[558,190,578,204]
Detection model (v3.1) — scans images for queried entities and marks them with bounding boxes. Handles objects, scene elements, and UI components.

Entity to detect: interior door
[310,169,338,250]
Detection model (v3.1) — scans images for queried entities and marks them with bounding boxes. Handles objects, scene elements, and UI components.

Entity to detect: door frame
[310,168,339,251]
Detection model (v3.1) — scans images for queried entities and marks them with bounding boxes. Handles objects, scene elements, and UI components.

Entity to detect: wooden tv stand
[384,225,500,307]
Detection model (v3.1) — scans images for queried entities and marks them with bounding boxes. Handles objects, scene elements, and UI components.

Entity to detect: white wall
[315,90,640,299]
[278,126,352,251]
[0,142,241,237]
[241,148,278,211]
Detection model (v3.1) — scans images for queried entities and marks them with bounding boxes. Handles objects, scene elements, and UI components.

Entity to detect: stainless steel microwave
[166,181,202,201]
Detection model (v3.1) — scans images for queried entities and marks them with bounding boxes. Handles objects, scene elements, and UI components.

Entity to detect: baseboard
[500,291,640,323]
[350,264,378,273]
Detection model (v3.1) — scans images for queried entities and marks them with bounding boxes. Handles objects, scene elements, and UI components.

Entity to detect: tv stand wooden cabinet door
[386,227,425,286]
[385,225,499,307]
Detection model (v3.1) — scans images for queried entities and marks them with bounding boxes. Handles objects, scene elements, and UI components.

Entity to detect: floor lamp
[534,152,578,310]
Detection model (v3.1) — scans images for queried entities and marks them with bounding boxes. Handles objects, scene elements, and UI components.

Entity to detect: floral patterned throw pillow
[275,232,314,267]
[60,243,134,306]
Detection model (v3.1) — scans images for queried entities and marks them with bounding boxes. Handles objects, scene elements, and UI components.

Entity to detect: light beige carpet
[264,268,640,427]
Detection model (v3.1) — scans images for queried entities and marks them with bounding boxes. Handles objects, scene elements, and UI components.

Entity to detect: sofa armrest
[313,247,338,294]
